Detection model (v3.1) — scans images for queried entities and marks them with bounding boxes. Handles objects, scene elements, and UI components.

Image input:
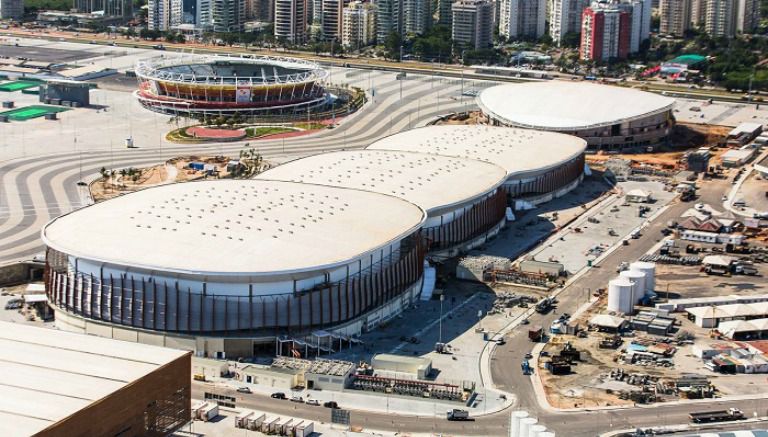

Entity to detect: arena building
[134,55,329,116]
[367,125,587,205]
[43,180,426,357]
[476,82,675,151]
[255,150,508,254]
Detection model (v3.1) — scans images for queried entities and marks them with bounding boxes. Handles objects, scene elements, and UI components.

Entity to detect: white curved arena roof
[256,150,507,215]
[477,82,675,131]
[42,181,425,276]
[367,125,586,178]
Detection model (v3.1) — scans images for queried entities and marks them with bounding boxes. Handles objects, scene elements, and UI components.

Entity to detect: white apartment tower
[499,0,546,39]
[322,0,351,39]
[452,0,494,49]
[403,0,432,34]
[626,0,651,52]
[148,0,183,30]
[275,0,308,42]
[549,0,590,45]
[211,0,246,31]
[342,1,377,49]
[376,0,403,41]
[704,0,736,36]
[659,0,691,36]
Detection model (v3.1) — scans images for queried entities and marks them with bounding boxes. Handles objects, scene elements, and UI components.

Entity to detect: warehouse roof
[477,82,675,130]
[43,180,426,276]
[688,302,768,320]
[719,318,768,338]
[366,125,586,179]
[0,322,189,437]
[256,150,506,215]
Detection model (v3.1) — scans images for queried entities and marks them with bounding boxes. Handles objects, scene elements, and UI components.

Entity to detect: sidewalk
[205,374,514,418]
[600,417,768,437]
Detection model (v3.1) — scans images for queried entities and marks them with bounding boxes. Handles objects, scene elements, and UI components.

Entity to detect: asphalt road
[191,176,768,437]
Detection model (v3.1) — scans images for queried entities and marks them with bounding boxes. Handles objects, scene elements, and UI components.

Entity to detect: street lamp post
[439,294,444,344]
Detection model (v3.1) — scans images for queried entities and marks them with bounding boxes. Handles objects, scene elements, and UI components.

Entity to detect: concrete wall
[0,262,43,286]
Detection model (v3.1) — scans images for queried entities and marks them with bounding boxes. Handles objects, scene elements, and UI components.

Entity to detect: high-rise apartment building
[690,0,705,25]
[735,0,759,33]
[0,0,23,19]
[275,0,308,42]
[580,1,630,61]
[342,1,377,48]
[626,0,650,52]
[74,0,133,18]
[452,0,494,49]
[549,0,590,45]
[210,0,245,31]
[403,0,432,34]
[148,0,183,30]
[437,0,454,27]
[659,0,691,36]
[499,0,546,39]
[704,0,736,36]
[376,0,404,41]
[322,0,351,39]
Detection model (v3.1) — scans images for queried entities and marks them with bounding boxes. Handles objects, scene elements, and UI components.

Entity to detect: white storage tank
[520,418,537,437]
[608,278,634,314]
[510,411,528,437]
[619,269,646,303]
[630,261,656,296]
[529,424,547,437]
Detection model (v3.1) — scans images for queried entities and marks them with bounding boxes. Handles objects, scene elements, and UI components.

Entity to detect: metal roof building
[43,180,428,356]
[0,321,190,437]
[477,82,675,151]
[256,150,508,252]
[366,125,587,202]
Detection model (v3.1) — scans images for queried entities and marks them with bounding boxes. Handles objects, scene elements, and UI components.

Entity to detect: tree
[384,31,402,61]
[561,32,581,49]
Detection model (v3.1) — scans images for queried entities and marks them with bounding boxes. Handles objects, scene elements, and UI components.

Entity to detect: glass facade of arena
[422,189,507,251]
[506,154,586,197]
[44,233,424,335]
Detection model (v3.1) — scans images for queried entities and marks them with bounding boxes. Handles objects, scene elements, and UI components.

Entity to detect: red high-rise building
[580,1,631,61]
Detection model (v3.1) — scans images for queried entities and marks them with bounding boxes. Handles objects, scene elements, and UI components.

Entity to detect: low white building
[589,314,627,332]
[718,318,768,340]
[687,302,768,328]
[625,189,653,203]
[680,230,744,245]
[720,148,756,167]
[372,353,433,379]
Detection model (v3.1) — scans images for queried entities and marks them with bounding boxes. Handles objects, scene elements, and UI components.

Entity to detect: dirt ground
[91,155,271,202]
[434,111,488,125]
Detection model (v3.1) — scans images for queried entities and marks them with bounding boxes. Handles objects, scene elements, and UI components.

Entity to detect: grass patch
[293,122,326,130]
[245,127,293,138]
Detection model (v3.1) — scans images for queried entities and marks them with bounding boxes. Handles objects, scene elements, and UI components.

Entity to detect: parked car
[271,392,287,400]
[290,396,304,403]
[236,387,252,394]
[323,401,339,409]
[306,399,320,406]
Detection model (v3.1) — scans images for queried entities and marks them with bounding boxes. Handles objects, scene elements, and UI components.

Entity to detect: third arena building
[477,82,675,151]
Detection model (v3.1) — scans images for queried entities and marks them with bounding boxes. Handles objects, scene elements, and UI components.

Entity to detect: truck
[689,408,745,423]
[521,359,533,375]
[446,409,470,421]
[528,326,543,342]
[535,297,553,313]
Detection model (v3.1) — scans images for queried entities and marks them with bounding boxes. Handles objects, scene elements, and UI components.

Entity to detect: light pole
[439,294,444,344]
